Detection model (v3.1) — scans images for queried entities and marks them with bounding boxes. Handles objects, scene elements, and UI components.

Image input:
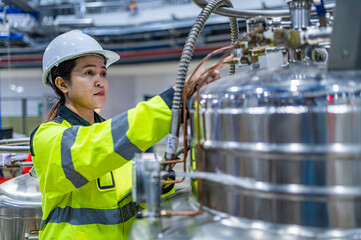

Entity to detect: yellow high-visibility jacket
[30,88,175,240]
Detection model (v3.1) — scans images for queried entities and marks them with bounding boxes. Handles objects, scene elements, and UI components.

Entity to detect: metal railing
[0,138,30,153]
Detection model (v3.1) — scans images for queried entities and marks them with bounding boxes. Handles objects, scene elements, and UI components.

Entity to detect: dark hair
[46,55,108,121]
[46,59,77,121]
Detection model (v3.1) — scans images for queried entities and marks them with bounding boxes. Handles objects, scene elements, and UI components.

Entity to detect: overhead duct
[55,18,94,28]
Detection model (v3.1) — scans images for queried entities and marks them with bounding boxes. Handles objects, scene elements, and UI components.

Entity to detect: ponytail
[45,58,77,122]
[46,100,61,121]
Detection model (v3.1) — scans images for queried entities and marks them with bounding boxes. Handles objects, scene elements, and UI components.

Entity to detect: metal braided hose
[164,0,236,162]
[229,16,239,75]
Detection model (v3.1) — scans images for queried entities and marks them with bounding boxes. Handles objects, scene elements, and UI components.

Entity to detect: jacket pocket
[96,171,116,191]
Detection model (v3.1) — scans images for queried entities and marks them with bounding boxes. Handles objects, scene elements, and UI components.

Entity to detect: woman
[30,30,176,240]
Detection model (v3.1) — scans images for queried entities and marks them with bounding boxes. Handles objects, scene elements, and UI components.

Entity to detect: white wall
[100,75,136,119]
[0,68,51,117]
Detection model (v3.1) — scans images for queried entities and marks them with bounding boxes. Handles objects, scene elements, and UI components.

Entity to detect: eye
[101,72,107,77]
[86,70,94,76]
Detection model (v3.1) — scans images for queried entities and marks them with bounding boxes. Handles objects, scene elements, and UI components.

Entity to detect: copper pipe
[162,159,185,164]
[166,207,202,216]
[162,155,186,184]
[161,35,252,216]
[161,41,243,189]
[196,86,204,210]
[163,50,234,214]
[163,46,235,186]
[162,157,186,184]
[163,177,186,184]
[167,48,236,215]
[165,87,204,216]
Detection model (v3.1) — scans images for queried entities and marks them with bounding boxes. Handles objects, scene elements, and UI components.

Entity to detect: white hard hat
[42,30,120,87]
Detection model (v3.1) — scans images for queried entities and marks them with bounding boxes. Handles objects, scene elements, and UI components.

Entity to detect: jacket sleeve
[31,89,174,199]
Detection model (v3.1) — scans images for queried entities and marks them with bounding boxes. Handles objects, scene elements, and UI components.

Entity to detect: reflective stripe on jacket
[30,88,175,240]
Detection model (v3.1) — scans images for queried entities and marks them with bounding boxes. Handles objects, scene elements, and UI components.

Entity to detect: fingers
[210,69,220,80]
[187,66,206,83]
[185,54,233,97]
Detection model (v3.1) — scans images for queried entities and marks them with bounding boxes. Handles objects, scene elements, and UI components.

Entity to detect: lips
[95,91,105,97]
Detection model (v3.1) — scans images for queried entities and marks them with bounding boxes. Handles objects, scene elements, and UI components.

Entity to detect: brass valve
[252,47,266,57]
[227,57,239,65]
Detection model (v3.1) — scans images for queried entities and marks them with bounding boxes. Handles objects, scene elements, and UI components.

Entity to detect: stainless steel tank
[188,63,361,233]
[0,174,42,240]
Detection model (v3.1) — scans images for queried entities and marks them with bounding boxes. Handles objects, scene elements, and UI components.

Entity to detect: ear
[54,76,69,94]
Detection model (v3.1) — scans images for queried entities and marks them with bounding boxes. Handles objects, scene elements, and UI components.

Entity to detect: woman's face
[65,55,108,111]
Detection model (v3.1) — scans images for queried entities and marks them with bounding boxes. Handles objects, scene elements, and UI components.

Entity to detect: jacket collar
[57,104,106,126]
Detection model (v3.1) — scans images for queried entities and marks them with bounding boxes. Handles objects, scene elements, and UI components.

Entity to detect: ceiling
[0,0,285,67]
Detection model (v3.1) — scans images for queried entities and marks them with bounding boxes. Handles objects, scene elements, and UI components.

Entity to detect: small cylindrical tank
[0,174,42,240]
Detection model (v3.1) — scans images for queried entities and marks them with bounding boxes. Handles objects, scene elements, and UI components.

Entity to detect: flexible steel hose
[164,0,238,162]
[228,16,238,75]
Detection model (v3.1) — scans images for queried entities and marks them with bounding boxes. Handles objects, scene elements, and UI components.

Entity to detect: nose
[95,76,105,87]
[95,81,103,87]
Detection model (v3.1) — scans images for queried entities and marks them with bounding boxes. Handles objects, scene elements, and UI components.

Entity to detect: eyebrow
[82,64,106,70]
